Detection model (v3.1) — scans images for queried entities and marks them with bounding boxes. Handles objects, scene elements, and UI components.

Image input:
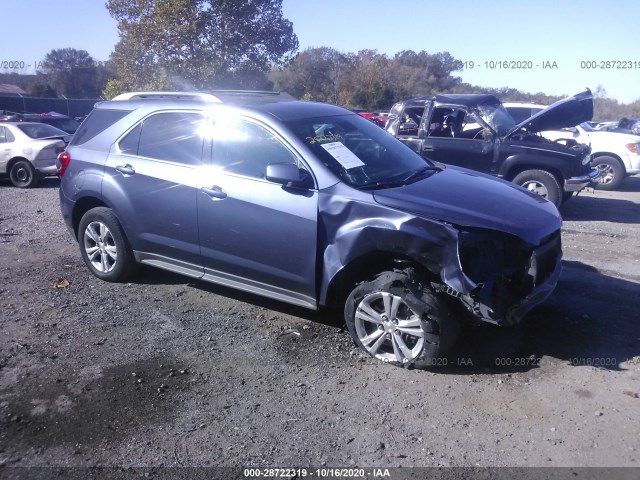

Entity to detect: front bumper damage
[564,167,603,192]
[437,229,563,327]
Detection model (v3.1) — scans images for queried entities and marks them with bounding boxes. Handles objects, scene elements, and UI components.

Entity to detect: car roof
[400,93,501,108]
[96,91,354,122]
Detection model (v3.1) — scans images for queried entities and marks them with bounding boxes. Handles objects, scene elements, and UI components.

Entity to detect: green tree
[29,83,58,98]
[271,47,348,104]
[106,0,298,92]
[38,48,109,98]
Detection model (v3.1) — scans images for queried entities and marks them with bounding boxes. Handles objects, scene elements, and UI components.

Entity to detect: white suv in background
[504,102,640,190]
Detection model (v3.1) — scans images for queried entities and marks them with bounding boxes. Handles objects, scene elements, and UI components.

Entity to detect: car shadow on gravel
[561,193,640,223]
[436,260,640,375]
[132,260,639,377]
[132,265,344,328]
[0,176,60,189]
[1,356,194,452]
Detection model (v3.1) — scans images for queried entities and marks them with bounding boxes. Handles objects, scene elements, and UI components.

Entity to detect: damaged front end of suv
[451,227,561,326]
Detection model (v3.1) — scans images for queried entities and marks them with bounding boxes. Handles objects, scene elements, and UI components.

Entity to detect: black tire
[9,160,39,188]
[344,269,459,368]
[77,207,137,282]
[512,169,562,207]
[591,156,625,191]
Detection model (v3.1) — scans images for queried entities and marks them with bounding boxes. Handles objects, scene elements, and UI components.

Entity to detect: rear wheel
[591,156,625,191]
[9,160,39,188]
[512,169,562,207]
[344,269,459,368]
[78,207,136,282]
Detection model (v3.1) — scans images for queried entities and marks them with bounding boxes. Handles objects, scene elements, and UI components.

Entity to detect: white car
[504,103,640,190]
[0,122,70,188]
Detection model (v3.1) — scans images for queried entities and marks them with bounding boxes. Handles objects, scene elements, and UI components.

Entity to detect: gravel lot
[0,176,639,476]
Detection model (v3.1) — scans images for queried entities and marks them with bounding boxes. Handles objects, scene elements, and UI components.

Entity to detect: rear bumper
[58,187,77,240]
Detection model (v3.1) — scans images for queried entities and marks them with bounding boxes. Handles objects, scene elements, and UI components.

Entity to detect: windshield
[17,123,68,139]
[476,102,516,136]
[286,114,434,188]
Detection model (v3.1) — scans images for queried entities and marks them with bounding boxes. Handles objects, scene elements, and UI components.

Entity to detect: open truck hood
[507,89,593,138]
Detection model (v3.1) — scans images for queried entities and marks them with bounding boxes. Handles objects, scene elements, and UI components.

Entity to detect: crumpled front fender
[317,188,475,305]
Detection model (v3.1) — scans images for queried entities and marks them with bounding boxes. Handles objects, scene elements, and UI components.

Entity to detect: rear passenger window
[71,109,131,146]
[120,112,206,166]
[0,126,11,143]
[118,123,142,155]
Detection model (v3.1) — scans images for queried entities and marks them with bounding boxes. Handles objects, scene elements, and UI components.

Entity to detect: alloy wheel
[596,164,615,185]
[83,221,118,273]
[354,292,424,364]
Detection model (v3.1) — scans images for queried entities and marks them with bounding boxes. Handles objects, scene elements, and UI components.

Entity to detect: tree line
[3,0,639,121]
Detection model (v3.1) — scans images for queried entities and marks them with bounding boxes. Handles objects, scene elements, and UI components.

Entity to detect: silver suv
[58,91,563,368]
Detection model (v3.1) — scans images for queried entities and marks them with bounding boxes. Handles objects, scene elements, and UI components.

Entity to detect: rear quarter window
[70,109,132,146]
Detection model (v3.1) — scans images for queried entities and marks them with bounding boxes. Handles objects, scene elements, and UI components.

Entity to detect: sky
[2,0,639,103]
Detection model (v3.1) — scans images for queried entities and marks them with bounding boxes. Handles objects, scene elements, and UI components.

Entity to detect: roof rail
[111,91,222,102]
[208,90,282,96]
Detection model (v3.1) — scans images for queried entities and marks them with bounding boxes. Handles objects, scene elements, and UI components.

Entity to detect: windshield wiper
[401,165,439,184]
[358,165,438,190]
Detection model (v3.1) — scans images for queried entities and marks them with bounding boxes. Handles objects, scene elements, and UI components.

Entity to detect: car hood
[507,89,593,138]
[372,167,561,245]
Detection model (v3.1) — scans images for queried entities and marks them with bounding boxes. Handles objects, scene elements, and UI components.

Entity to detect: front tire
[78,207,136,282]
[344,269,459,368]
[591,156,625,191]
[512,169,562,207]
[9,160,39,188]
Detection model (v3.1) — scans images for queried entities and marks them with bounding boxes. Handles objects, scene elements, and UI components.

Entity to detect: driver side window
[211,118,300,180]
[427,107,485,140]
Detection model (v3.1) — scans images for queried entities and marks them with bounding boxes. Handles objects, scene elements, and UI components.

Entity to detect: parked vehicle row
[0,121,70,187]
[385,90,598,207]
[1,87,628,368]
[0,111,82,133]
[56,90,564,368]
[502,102,640,190]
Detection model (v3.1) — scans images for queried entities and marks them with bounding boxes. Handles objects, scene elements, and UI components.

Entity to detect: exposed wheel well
[323,251,441,308]
[72,197,109,238]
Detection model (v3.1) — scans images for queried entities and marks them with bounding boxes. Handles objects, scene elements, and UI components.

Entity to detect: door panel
[197,172,318,306]
[102,111,205,268]
[197,116,318,306]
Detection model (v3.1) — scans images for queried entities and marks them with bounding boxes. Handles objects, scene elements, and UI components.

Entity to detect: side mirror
[266,163,309,187]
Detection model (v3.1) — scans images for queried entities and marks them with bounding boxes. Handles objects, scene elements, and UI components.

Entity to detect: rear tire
[9,160,39,188]
[512,169,562,207]
[78,207,136,282]
[344,269,459,368]
[591,156,625,191]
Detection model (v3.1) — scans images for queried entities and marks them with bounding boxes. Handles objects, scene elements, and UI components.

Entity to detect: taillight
[57,151,71,176]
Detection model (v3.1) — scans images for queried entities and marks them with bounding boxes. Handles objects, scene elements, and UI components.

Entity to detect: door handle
[201,185,227,199]
[116,164,135,175]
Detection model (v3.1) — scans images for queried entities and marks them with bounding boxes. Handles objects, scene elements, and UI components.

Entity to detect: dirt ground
[0,175,639,478]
